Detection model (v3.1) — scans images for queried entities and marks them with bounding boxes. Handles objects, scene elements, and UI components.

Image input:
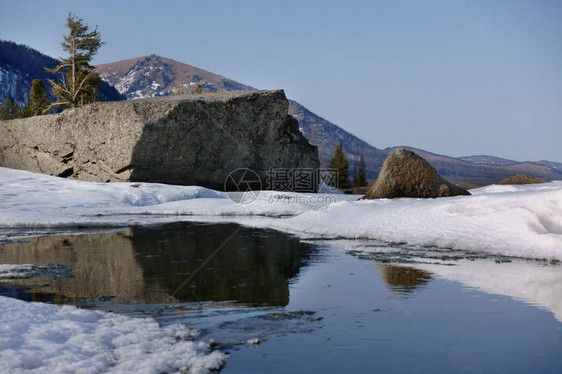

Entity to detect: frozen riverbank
[1,167,561,260]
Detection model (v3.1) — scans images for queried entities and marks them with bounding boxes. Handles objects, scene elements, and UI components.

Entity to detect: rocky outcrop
[0,90,319,190]
[363,148,471,199]
[497,174,550,185]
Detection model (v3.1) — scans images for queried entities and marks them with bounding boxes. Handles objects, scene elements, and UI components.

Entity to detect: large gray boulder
[0,90,319,190]
[363,148,470,199]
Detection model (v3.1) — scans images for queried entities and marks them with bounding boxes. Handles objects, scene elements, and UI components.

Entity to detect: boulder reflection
[131,223,314,306]
[377,264,431,293]
[0,230,148,303]
[0,223,315,306]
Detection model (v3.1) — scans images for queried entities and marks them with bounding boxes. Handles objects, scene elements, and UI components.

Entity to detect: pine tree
[329,142,351,189]
[0,98,10,120]
[0,98,24,120]
[193,84,203,94]
[24,79,49,116]
[12,100,24,118]
[353,165,358,187]
[0,99,8,120]
[46,13,104,110]
[191,83,207,94]
[356,153,368,187]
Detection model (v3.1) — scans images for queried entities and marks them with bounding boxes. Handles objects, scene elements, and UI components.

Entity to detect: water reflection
[342,238,562,322]
[0,223,315,306]
[0,230,148,303]
[411,259,562,322]
[130,223,314,305]
[377,264,431,293]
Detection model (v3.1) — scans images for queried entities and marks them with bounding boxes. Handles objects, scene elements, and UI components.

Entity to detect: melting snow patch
[0,296,227,374]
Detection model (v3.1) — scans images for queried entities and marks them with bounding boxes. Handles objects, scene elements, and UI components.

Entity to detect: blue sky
[1,0,561,161]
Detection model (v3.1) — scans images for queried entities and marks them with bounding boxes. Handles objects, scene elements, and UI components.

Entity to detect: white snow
[0,167,346,229]
[0,296,226,373]
[244,181,562,260]
[403,258,562,322]
[115,70,139,95]
[1,167,562,260]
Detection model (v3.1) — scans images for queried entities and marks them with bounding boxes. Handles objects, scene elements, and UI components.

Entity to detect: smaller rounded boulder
[363,148,471,199]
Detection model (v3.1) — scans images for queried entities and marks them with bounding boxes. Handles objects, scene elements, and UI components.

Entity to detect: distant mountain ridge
[458,155,519,166]
[288,100,562,184]
[458,155,562,173]
[0,40,124,107]
[534,160,562,172]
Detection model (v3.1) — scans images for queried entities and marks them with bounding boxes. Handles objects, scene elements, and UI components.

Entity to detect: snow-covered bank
[0,296,226,374]
[245,184,562,260]
[0,167,350,229]
[1,167,561,260]
[334,237,562,321]
[410,258,562,322]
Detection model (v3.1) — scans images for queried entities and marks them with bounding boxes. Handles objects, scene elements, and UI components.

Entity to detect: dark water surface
[1,222,561,373]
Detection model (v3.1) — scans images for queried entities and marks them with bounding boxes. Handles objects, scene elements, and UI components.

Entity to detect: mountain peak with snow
[96,55,254,99]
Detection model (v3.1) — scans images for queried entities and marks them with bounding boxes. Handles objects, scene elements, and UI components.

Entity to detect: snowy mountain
[96,55,254,99]
[0,40,124,107]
